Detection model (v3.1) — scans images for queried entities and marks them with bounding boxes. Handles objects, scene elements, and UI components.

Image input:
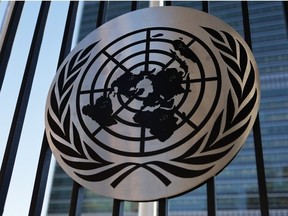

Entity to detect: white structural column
[138,202,158,216]
[149,0,164,7]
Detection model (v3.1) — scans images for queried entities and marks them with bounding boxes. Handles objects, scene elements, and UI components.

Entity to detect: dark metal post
[97,1,108,28]
[158,198,168,216]
[252,115,270,215]
[283,1,288,33]
[164,1,172,6]
[207,177,216,216]
[241,2,270,216]
[112,199,124,216]
[57,2,79,68]
[0,2,50,215]
[0,2,24,91]
[131,1,139,11]
[69,182,84,216]
[202,1,209,13]
[28,135,52,216]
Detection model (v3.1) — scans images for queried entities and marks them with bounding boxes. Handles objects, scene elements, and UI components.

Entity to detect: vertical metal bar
[283,1,288,32]
[97,1,108,28]
[202,1,209,13]
[157,198,168,216]
[28,135,52,216]
[0,2,50,215]
[69,182,84,216]
[241,2,252,47]
[112,199,124,216]
[241,2,270,216]
[131,1,139,11]
[207,177,216,216]
[0,2,24,91]
[29,3,79,215]
[164,1,172,6]
[57,1,79,68]
[253,115,270,215]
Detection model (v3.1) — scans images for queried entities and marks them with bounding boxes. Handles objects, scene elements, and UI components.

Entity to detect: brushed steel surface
[45,6,260,201]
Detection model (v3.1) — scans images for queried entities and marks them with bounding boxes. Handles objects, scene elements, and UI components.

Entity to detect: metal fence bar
[97,1,108,28]
[241,2,270,216]
[57,1,79,68]
[28,134,52,216]
[164,1,172,6]
[252,116,270,216]
[28,2,79,216]
[0,1,24,91]
[69,182,84,216]
[112,199,124,216]
[158,198,168,216]
[202,1,209,13]
[207,177,216,216]
[283,1,288,32]
[131,1,139,11]
[0,2,50,215]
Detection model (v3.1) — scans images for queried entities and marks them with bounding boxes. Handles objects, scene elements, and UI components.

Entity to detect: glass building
[47,2,288,215]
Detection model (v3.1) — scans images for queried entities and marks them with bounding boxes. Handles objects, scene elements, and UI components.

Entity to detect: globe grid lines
[76,27,221,157]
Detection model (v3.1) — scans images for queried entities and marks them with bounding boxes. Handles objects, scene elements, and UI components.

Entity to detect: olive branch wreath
[46,27,258,188]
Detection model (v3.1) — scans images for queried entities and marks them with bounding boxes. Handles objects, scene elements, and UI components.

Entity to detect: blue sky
[0,2,82,215]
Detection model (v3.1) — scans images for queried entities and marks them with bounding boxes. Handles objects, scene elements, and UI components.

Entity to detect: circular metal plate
[45,6,260,201]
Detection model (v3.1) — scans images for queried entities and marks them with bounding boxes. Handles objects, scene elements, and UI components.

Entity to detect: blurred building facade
[47,2,288,215]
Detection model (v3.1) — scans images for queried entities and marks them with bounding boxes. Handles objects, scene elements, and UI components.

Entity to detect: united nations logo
[45,7,260,201]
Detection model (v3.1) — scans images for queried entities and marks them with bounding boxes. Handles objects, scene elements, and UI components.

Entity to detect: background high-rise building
[47,2,288,215]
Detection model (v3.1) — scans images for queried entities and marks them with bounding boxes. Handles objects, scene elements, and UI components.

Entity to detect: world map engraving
[82,39,195,142]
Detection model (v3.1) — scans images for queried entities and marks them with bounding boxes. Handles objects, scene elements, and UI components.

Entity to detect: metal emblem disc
[45,6,260,201]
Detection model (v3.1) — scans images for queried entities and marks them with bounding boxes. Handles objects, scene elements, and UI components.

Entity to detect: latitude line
[175,110,198,129]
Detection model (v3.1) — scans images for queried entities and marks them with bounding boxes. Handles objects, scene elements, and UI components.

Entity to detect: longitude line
[144,30,151,72]
[103,51,130,73]
[140,126,146,154]
[186,38,196,47]
[91,94,136,136]
[175,110,197,129]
